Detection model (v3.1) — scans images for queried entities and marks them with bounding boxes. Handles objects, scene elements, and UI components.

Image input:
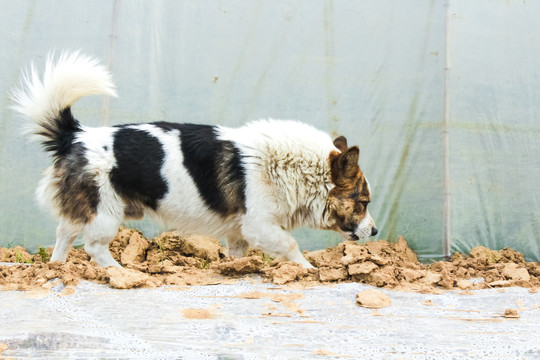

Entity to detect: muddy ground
[1,227,539,294]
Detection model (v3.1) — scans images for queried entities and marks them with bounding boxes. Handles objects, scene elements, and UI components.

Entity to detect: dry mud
[1,227,539,294]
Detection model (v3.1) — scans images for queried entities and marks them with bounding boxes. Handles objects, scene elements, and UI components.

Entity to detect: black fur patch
[38,107,82,159]
[109,127,168,210]
[154,122,246,216]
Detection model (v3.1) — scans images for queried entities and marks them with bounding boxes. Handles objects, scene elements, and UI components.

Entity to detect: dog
[11,51,377,268]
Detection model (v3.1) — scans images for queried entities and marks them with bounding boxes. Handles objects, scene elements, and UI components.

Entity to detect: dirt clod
[1,229,539,293]
[348,261,378,276]
[501,263,530,282]
[356,289,392,308]
[217,255,264,275]
[503,308,520,319]
[182,308,216,319]
[267,262,308,285]
[107,267,151,289]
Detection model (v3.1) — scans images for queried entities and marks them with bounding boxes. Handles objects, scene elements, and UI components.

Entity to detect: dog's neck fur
[264,148,335,230]
[219,119,337,231]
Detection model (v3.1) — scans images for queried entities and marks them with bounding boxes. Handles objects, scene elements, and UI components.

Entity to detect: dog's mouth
[348,233,360,241]
[346,226,378,241]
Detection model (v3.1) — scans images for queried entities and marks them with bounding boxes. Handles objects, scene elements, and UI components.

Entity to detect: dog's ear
[330,146,360,187]
[333,136,348,152]
[340,146,360,178]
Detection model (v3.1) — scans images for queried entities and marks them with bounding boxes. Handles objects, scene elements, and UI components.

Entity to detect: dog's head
[325,136,378,241]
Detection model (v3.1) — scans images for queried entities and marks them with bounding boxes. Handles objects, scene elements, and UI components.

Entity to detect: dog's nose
[370,227,378,236]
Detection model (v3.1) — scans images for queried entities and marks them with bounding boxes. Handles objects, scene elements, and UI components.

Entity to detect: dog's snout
[370,227,378,237]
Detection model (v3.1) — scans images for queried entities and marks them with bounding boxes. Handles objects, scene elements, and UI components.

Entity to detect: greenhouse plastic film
[0,0,538,261]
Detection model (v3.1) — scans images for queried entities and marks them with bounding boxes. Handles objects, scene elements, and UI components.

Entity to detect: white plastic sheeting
[0,1,539,261]
[1,280,539,359]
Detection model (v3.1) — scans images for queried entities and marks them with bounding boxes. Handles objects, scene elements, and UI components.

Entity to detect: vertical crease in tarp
[442,0,452,260]
[101,0,121,126]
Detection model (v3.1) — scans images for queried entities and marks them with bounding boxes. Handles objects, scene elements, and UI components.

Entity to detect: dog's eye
[359,201,370,207]
[355,201,369,211]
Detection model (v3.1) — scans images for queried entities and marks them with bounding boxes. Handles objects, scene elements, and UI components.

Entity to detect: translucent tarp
[1,279,539,359]
[0,1,539,261]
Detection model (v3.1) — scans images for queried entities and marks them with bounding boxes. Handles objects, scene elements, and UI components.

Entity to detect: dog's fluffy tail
[10,50,117,156]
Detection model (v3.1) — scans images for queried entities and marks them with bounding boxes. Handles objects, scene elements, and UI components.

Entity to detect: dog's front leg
[226,236,250,258]
[240,220,314,269]
[283,242,315,269]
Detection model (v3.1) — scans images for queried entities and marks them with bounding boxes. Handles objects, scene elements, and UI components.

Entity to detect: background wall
[0,0,538,261]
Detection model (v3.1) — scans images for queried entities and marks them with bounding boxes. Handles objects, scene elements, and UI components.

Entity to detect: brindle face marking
[326,136,377,240]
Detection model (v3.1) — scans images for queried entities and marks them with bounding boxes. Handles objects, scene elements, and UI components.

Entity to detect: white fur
[12,51,377,268]
[11,51,117,138]
[144,119,337,268]
[218,120,336,230]
[216,121,339,267]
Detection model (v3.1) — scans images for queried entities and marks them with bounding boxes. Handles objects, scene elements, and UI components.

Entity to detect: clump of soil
[0,246,37,264]
[0,229,539,294]
[182,308,217,319]
[356,289,392,309]
[502,308,520,319]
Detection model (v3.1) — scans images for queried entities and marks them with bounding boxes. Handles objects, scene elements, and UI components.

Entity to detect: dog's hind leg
[82,212,122,267]
[50,219,83,262]
[226,236,250,258]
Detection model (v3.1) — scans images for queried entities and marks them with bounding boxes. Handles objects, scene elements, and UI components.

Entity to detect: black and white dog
[11,51,377,268]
